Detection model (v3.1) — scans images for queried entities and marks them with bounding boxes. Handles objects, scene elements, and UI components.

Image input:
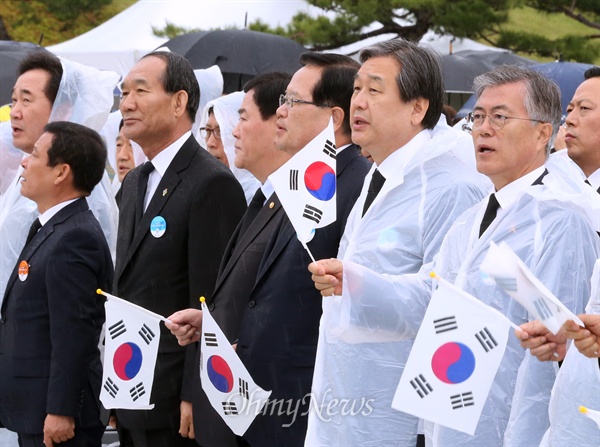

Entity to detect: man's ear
[331,106,344,133]
[172,90,189,119]
[410,97,429,126]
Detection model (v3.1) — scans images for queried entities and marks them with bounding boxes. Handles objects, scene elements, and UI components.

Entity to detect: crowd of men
[0,38,598,447]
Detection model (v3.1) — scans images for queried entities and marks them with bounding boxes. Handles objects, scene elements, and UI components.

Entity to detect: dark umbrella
[0,41,50,106]
[457,60,594,118]
[158,29,307,93]
[530,61,594,115]
[442,50,534,93]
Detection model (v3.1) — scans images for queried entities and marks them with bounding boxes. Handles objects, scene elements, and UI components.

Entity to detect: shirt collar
[375,130,431,180]
[587,168,600,191]
[148,131,191,177]
[38,198,79,226]
[495,166,546,210]
[261,178,275,204]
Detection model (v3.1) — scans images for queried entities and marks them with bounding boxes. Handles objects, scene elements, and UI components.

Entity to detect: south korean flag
[200,299,271,436]
[392,275,513,435]
[99,291,163,410]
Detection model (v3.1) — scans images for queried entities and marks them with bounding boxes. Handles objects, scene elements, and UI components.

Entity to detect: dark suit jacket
[235,145,370,447]
[0,198,112,435]
[193,191,285,447]
[113,135,246,430]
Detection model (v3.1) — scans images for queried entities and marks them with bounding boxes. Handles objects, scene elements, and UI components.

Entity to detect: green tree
[247,0,599,62]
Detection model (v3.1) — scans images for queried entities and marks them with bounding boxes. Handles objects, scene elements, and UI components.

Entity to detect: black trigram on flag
[239,378,249,400]
[494,275,517,292]
[138,323,155,345]
[222,402,239,415]
[108,319,126,339]
[533,298,553,320]
[323,139,336,159]
[451,391,474,409]
[103,377,119,398]
[289,170,299,190]
[434,316,458,334]
[130,382,146,402]
[302,204,323,224]
[410,374,433,398]
[475,327,498,352]
[205,333,218,347]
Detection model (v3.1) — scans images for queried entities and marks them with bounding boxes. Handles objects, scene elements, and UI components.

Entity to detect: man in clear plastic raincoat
[0,52,119,312]
[305,39,490,447]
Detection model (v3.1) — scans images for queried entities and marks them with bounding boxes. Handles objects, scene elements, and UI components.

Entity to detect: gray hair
[359,39,443,130]
[473,66,561,155]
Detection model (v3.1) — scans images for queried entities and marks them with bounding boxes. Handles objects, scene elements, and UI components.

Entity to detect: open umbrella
[458,60,594,118]
[0,41,50,106]
[158,29,307,93]
[442,49,534,93]
[530,61,594,115]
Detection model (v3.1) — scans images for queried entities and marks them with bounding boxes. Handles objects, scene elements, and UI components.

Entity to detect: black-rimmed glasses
[199,127,221,140]
[463,112,545,132]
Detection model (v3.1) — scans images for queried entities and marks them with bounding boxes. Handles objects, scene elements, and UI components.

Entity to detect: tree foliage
[247,0,599,62]
[0,0,134,45]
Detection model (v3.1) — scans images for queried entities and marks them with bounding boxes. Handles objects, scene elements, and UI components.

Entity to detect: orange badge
[18,260,29,281]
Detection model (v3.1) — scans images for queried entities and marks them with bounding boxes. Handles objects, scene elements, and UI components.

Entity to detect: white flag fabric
[269,118,336,243]
[480,241,584,334]
[392,276,512,436]
[200,301,272,436]
[100,293,163,410]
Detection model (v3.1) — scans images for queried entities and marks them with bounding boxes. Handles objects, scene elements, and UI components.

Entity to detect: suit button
[0,316,5,323]
[248,300,256,308]
[208,303,215,311]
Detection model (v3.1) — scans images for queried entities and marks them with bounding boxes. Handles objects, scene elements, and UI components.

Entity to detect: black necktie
[585,179,600,194]
[479,193,500,238]
[362,169,386,217]
[136,162,155,224]
[238,188,266,237]
[25,218,42,246]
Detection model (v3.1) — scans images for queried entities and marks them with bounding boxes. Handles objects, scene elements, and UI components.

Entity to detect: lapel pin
[269,202,274,209]
[163,188,168,197]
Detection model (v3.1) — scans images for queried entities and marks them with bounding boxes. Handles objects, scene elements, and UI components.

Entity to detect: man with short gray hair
[306,39,490,446]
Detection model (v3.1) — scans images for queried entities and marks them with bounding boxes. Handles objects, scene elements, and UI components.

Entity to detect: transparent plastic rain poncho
[198,91,260,205]
[0,58,119,311]
[305,118,491,447]
[193,65,224,137]
[536,259,600,447]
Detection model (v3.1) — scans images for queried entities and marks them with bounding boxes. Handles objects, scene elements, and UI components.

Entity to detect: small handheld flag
[392,274,513,435]
[479,242,584,334]
[269,118,336,244]
[97,289,165,410]
[200,299,271,435]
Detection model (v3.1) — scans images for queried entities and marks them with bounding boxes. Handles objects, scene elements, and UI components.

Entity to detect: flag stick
[97,289,172,324]
[579,405,600,428]
[301,240,317,264]
[429,272,523,332]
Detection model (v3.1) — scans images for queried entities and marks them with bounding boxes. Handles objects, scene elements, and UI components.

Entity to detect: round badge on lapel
[150,216,167,238]
[18,260,29,281]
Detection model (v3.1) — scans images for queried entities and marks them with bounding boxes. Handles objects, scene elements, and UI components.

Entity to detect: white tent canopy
[48,0,317,78]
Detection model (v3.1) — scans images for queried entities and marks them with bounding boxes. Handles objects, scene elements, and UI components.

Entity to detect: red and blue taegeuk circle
[431,342,475,384]
[304,162,335,201]
[113,342,143,381]
[207,355,234,393]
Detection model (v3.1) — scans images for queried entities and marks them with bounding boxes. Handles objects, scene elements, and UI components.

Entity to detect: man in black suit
[236,53,371,446]
[168,72,292,447]
[114,51,246,446]
[0,121,113,447]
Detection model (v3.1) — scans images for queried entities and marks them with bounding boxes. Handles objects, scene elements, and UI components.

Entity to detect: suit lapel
[213,194,283,295]
[3,198,88,306]
[125,137,196,262]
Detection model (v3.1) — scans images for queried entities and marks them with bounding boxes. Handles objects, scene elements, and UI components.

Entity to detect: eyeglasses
[279,94,321,108]
[199,127,221,140]
[463,112,545,132]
